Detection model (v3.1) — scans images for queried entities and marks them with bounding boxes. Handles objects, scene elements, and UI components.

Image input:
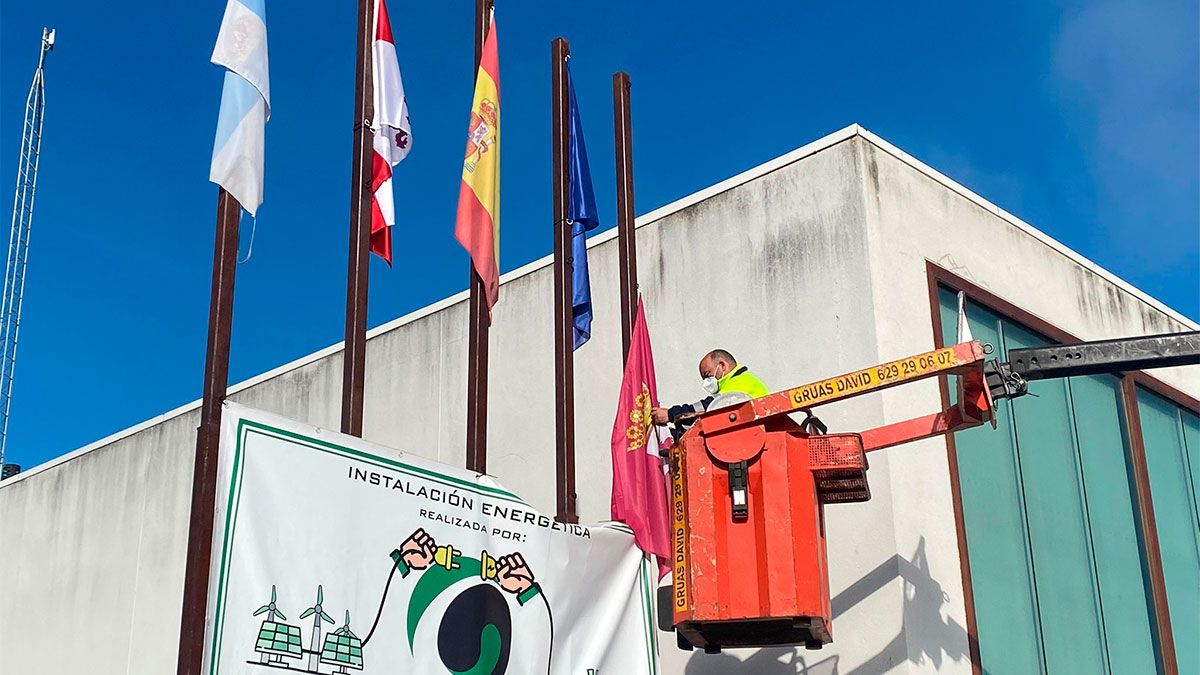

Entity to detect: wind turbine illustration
[334,610,357,639]
[300,585,335,671]
[253,585,287,622]
[321,610,365,673]
[251,585,301,665]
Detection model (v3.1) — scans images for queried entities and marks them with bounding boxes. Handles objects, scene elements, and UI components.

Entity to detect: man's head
[698,349,738,381]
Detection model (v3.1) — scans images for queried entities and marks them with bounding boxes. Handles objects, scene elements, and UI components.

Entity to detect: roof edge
[853,126,1198,331]
[1,124,867,487]
[6,122,1193,486]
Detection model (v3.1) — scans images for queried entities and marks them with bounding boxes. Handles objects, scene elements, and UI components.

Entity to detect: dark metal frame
[464,0,494,475]
[1119,376,1178,675]
[926,260,1192,675]
[340,0,376,438]
[612,71,638,359]
[176,189,240,674]
[1005,333,1199,382]
[551,37,577,523]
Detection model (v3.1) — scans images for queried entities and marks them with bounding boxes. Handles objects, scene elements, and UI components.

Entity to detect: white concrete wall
[851,132,1198,675]
[2,126,1195,675]
[0,411,197,673]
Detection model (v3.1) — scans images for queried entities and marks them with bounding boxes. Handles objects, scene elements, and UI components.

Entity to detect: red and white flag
[370,0,411,265]
[610,298,673,578]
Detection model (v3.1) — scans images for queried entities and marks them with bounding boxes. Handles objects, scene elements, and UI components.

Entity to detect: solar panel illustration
[320,630,364,672]
[255,620,303,659]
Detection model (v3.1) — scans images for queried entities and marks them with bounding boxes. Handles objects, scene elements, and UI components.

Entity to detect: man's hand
[651,407,670,425]
[399,528,437,571]
[494,552,535,596]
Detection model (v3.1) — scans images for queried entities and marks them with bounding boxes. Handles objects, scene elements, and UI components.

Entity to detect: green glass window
[938,288,1158,675]
[1137,388,1199,675]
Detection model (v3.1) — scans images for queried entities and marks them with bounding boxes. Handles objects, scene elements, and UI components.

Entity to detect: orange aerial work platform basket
[669,341,996,652]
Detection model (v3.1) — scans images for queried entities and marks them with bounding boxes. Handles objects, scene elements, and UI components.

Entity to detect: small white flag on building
[368,0,412,265]
[210,0,270,215]
[956,291,974,344]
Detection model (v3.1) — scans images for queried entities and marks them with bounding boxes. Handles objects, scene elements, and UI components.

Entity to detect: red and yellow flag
[454,15,500,314]
[611,298,673,578]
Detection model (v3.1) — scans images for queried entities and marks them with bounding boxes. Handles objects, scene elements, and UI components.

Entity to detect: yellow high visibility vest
[717,366,768,398]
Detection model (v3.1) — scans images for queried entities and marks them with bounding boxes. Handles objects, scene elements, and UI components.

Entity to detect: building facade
[2,126,1196,674]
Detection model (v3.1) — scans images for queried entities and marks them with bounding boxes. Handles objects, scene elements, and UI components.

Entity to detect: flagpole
[551,37,577,524]
[341,0,376,437]
[465,0,494,474]
[176,187,241,675]
[612,71,638,361]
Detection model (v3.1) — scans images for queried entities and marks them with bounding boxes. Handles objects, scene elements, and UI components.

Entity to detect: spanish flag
[455,15,500,315]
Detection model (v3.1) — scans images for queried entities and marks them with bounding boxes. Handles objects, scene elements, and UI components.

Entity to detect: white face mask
[701,376,720,395]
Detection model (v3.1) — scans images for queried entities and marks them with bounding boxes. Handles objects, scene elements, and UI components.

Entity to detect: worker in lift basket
[651,349,769,428]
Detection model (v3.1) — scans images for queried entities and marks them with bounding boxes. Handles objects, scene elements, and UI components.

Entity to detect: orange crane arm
[697,341,989,437]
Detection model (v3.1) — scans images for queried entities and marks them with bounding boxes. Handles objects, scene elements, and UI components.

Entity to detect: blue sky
[1,0,1196,470]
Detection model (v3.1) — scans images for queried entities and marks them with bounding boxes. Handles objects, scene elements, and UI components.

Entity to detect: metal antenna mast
[0,27,55,471]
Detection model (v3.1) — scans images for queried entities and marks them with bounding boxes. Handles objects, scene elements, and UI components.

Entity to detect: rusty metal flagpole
[551,37,577,523]
[465,0,494,474]
[612,71,638,360]
[175,189,241,675]
[340,0,376,437]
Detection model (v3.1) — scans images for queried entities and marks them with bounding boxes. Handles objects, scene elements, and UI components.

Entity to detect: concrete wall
[2,126,1195,675]
[0,411,197,673]
[853,130,1196,675]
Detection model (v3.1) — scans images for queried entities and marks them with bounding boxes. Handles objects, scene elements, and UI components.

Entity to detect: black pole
[175,188,241,675]
[551,37,577,524]
[612,71,638,360]
[465,0,494,475]
[340,0,375,437]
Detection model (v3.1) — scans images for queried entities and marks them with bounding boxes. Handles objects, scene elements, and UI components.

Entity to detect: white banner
[202,403,659,675]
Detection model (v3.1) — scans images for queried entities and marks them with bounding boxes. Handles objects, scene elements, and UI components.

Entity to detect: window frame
[925,260,1197,675]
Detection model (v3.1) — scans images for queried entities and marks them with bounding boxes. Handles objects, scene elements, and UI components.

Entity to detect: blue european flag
[567,66,599,350]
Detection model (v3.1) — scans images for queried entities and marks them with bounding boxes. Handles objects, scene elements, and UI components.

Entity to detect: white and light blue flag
[210,0,269,215]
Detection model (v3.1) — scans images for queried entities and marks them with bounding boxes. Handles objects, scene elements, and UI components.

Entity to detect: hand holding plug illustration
[393,528,464,573]
[391,529,541,604]
[488,552,535,596]
[395,528,439,571]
